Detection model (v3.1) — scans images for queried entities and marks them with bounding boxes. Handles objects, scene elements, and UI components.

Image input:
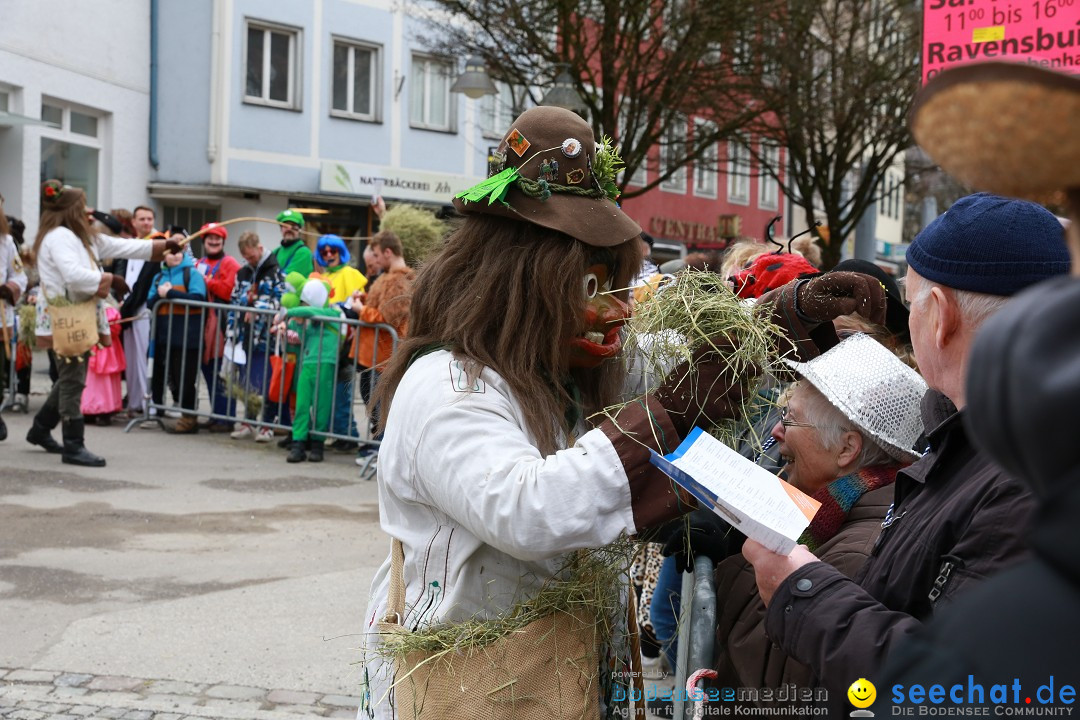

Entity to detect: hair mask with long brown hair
[34,183,94,260]
[374,214,641,455]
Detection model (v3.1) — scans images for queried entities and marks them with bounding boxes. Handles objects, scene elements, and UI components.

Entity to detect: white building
[0,0,151,235]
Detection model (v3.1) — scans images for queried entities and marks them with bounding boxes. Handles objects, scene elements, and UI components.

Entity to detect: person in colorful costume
[314,234,366,447]
[358,107,767,719]
[194,222,239,432]
[273,209,313,278]
[276,272,341,463]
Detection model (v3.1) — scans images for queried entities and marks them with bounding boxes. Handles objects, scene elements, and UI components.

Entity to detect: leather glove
[653,337,760,438]
[660,508,743,574]
[164,238,184,255]
[110,274,131,297]
[794,271,886,327]
[0,283,13,303]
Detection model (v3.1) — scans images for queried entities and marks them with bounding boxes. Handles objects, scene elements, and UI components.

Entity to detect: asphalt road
[0,385,386,703]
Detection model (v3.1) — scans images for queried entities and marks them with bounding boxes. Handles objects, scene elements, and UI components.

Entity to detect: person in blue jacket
[147,239,207,434]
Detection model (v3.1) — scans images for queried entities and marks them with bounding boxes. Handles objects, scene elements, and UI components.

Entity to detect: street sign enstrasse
[922,0,1080,83]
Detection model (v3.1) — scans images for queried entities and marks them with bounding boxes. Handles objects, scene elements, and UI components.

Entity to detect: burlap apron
[377,538,601,720]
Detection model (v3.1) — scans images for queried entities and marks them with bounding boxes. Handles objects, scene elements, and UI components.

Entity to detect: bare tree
[742,0,922,268]
[418,0,771,198]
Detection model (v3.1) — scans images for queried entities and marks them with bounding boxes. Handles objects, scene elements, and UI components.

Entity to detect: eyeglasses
[780,406,817,429]
[320,247,340,256]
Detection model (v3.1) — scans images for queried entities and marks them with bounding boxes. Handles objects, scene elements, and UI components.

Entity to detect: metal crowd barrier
[672,555,717,720]
[125,297,397,476]
[1,310,25,414]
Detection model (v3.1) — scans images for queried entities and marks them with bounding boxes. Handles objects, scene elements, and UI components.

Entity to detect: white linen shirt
[34,227,155,338]
[360,349,648,718]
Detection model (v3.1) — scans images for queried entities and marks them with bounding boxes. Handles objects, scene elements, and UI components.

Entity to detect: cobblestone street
[0,669,361,720]
[1,381,385,720]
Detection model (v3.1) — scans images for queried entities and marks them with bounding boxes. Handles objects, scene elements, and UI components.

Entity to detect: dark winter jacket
[762,389,1035,715]
[228,252,285,352]
[713,482,895,697]
[113,257,160,321]
[880,276,1080,709]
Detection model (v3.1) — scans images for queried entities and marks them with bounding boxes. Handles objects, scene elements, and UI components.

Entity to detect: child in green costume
[276,272,341,462]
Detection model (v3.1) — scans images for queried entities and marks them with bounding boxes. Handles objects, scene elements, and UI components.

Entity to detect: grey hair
[906,271,1009,329]
[797,382,899,471]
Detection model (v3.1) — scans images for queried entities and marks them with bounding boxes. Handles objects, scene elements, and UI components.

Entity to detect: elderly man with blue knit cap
[741,192,1070,716]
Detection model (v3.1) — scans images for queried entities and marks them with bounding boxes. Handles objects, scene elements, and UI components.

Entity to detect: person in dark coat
[742,194,1071,716]
[879,274,1080,710]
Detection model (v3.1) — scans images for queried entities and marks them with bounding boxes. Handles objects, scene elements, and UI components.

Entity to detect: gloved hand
[164,238,184,255]
[795,271,886,327]
[0,283,13,303]
[110,274,130,297]
[660,508,742,573]
[653,337,760,438]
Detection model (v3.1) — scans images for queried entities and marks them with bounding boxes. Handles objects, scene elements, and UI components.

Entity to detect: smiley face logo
[847,678,876,709]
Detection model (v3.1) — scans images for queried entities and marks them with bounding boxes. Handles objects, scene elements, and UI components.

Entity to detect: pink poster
[922,0,1080,83]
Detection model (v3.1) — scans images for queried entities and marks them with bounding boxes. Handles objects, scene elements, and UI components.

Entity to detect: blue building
[153,0,497,242]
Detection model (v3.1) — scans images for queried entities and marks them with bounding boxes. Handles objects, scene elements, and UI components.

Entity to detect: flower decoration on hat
[42,179,65,203]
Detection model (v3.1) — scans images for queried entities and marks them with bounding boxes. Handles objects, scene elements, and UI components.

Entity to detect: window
[332,38,380,122]
[727,139,751,205]
[659,115,688,193]
[245,21,301,109]
[410,54,454,132]
[480,81,518,138]
[39,99,103,207]
[693,119,718,198]
[732,30,753,75]
[0,91,10,113]
[759,143,780,210]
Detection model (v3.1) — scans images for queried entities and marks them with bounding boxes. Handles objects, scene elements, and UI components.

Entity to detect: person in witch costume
[27,180,179,466]
[357,106,766,718]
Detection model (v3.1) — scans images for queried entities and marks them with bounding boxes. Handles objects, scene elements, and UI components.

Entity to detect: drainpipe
[149,0,160,169]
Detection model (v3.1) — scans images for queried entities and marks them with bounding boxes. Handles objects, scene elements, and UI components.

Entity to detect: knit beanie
[906,193,1070,296]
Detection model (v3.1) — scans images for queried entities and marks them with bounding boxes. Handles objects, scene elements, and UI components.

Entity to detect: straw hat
[911,62,1080,202]
[452,106,641,247]
[784,333,928,462]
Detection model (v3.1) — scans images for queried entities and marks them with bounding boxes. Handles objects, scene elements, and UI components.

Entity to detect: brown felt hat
[452,106,641,247]
[911,62,1080,203]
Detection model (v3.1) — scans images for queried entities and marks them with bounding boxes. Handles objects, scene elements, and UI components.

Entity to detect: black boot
[61,419,106,467]
[27,405,64,454]
[0,413,7,442]
[286,440,307,463]
[308,440,324,463]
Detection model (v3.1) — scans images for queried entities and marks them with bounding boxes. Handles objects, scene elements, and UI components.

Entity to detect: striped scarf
[798,464,902,552]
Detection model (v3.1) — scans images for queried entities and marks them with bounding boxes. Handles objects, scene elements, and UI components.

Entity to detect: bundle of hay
[618,269,787,452]
[378,204,447,267]
[18,304,37,348]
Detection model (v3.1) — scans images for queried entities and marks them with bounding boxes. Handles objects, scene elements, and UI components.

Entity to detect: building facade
[0,0,151,235]
[153,0,492,245]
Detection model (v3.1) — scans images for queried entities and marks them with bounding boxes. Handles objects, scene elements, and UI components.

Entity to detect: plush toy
[280,271,341,462]
[731,252,820,299]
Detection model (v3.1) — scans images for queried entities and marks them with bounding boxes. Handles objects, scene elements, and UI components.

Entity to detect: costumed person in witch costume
[274,272,342,463]
[358,107,766,718]
[27,180,179,466]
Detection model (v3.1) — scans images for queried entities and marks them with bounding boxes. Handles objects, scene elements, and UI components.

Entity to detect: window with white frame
[331,38,380,122]
[727,139,751,204]
[245,20,301,109]
[39,99,104,207]
[758,143,780,209]
[659,115,688,193]
[0,91,8,113]
[410,54,454,132]
[481,81,518,138]
[693,119,718,198]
